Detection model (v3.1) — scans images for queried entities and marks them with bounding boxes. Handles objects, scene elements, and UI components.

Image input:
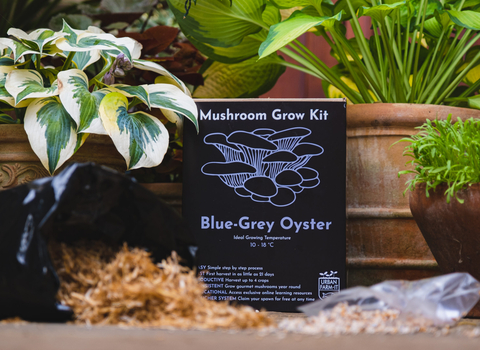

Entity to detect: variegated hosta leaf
[0,112,19,124]
[57,69,108,134]
[71,50,102,70]
[5,69,58,106]
[161,108,184,134]
[0,65,15,106]
[112,84,150,108]
[7,28,65,54]
[148,84,198,132]
[0,38,41,63]
[24,97,78,174]
[99,92,169,170]
[133,59,190,95]
[56,22,141,62]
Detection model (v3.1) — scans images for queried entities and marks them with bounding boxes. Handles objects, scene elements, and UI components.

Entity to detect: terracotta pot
[346,104,480,287]
[409,183,480,317]
[0,124,126,189]
[0,125,183,211]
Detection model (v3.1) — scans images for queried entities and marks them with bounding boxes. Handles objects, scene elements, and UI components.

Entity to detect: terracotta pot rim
[347,103,480,128]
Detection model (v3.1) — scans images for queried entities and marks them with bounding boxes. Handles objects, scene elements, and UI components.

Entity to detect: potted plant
[162,0,480,285]
[0,21,198,196]
[399,116,480,316]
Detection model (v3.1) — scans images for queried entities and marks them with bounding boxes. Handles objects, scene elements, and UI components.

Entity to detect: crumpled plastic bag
[0,162,197,322]
[298,273,480,326]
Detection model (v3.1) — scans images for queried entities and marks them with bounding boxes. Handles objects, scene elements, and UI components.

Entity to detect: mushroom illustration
[270,187,296,207]
[275,170,303,187]
[298,167,320,189]
[289,143,324,169]
[253,128,275,138]
[201,161,256,188]
[267,127,311,151]
[262,151,298,178]
[227,131,277,175]
[204,133,243,162]
[243,176,278,198]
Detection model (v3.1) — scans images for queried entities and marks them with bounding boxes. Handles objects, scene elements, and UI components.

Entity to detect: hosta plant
[398,116,480,203]
[0,22,198,174]
[168,0,480,107]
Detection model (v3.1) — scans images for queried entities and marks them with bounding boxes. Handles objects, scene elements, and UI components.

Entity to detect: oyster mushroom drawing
[201,161,256,188]
[204,133,243,162]
[227,131,277,175]
[267,127,311,151]
[201,127,323,207]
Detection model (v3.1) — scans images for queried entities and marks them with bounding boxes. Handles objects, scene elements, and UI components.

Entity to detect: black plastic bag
[0,162,196,322]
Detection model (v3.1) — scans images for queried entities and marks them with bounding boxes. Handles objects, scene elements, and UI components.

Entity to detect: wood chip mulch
[48,240,274,330]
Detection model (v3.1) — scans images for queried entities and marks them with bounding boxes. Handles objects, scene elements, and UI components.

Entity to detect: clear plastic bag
[298,273,480,326]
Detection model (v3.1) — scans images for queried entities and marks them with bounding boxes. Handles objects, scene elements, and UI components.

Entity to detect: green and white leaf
[57,22,141,61]
[0,65,15,106]
[259,10,342,59]
[112,84,150,108]
[98,92,169,170]
[0,38,41,63]
[193,55,286,98]
[71,50,102,70]
[57,69,107,134]
[5,69,58,105]
[24,97,78,174]
[133,59,189,95]
[7,28,66,54]
[148,83,198,132]
[167,0,266,48]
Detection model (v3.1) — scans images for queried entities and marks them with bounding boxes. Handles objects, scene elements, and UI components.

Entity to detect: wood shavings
[49,240,273,330]
[276,303,451,335]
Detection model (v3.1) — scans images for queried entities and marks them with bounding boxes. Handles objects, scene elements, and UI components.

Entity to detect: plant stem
[61,51,75,71]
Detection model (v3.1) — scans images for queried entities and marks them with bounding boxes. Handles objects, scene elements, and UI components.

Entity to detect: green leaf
[167,0,266,48]
[447,10,480,30]
[5,69,58,105]
[187,31,266,64]
[258,10,342,59]
[361,1,405,23]
[467,95,480,109]
[270,0,322,9]
[98,92,169,170]
[193,55,286,98]
[24,97,78,174]
[57,69,108,134]
[0,112,19,124]
[147,83,199,132]
[263,2,282,26]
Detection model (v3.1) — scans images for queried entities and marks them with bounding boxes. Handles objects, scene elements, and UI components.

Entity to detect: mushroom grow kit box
[184,99,346,312]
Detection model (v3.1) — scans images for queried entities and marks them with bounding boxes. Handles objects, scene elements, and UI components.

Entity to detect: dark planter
[409,183,480,317]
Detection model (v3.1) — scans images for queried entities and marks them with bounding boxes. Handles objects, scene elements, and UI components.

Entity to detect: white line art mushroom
[227,131,277,176]
[262,151,298,179]
[201,161,256,188]
[289,143,324,170]
[204,133,244,162]
[267,127,311,151]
